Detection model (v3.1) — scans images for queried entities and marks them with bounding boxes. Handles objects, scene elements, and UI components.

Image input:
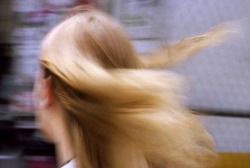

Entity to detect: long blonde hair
[40,6,229,168]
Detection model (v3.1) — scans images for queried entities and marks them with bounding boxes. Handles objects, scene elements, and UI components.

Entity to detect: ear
[39,76,55,108]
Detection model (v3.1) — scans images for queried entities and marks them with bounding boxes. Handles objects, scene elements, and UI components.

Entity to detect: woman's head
[35,6,144,143]
[41,6,142,70]
[33,5,230,168]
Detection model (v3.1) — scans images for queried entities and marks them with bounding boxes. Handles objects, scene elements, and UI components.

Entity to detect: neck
[51,109,74,167]
[56,136,74,167]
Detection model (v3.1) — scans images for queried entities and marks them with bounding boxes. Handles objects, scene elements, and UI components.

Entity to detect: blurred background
[0,0,249,167]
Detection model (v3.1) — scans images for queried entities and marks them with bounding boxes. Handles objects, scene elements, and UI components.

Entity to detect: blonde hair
[40,6,229,168]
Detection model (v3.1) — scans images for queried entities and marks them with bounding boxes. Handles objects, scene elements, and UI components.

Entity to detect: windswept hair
[40,6,230,168]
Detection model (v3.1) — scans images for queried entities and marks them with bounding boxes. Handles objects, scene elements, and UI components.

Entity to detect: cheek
[35,108,53,142]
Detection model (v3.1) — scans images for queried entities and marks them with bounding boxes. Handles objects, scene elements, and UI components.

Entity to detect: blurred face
[33,71,54,142]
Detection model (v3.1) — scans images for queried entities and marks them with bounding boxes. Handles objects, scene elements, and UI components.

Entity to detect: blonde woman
[34,5,230,168]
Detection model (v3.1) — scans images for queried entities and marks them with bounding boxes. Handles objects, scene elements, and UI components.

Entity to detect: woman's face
[33,72,54,142]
